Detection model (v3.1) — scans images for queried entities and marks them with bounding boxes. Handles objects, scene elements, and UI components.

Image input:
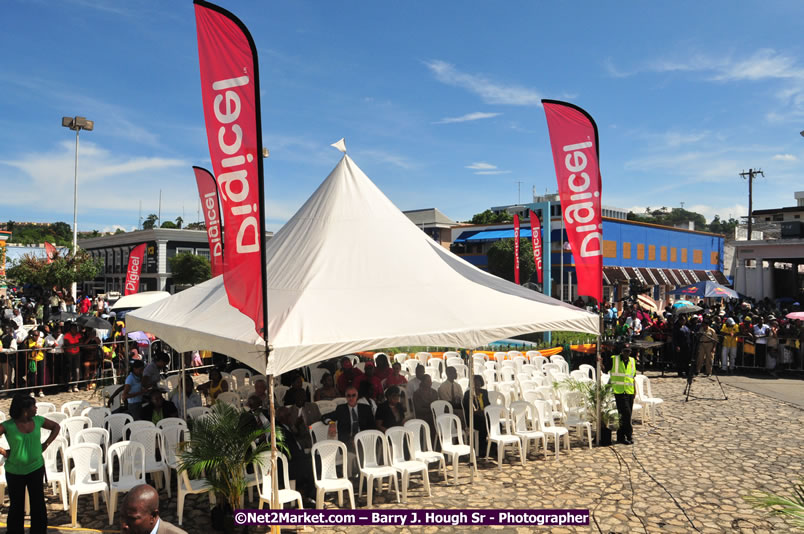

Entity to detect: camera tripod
[683,365,728,402]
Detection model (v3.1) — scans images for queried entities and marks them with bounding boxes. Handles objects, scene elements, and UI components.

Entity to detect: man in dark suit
[288,389,321,450]
[276,407,316,506]
[462,375,491,456]
[322,385,375,444]
[120,484,188,533]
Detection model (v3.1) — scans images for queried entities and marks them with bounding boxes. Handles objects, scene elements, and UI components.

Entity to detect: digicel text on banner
[529,210,543,284]
[124,243,146,296]
[542,99,603,303]
[193,166,224,277]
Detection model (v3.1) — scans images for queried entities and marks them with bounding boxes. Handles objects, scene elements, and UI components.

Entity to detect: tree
[486,238,535,284]
[169,252,211,286]
[469,209,513,224]
[175,216,183,229]
[160,220,177,229]
[142,214,159,230]
[114,228,126,234]
[185,221,206,230]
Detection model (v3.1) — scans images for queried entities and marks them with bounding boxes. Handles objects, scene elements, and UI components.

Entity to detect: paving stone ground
[0,373,802,533]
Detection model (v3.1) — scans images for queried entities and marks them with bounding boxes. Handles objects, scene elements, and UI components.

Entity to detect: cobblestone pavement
[0,373,802,533]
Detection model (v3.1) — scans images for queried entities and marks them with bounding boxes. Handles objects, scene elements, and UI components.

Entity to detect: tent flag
[124,244,146,296]
[542,99,603,303]
[194,0,267,336]
[44,242,56,264]
[513,214,521,285]
[529,210,543,284]
[193,166,224,277]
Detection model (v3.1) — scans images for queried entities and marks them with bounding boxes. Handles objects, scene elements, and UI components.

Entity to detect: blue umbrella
[672,300,696,308]
[669,281,738,299]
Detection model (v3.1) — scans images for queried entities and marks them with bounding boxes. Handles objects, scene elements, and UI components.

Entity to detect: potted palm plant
[179,402,286,533]
[558,378,619,445]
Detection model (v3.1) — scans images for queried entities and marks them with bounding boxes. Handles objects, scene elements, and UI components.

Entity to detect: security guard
[611,347,636,445]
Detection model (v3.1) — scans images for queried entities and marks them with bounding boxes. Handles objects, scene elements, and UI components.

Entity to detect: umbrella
[127,331,152,345]
[672,300,696,308]
[49,311,78,322]
[637,294,659,315]
[76,315,113,330]
[786,311,804,321]
[674,304,702,316]
[669,281,738,299]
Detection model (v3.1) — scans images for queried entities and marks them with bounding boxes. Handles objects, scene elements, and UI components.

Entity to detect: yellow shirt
[721,324,740,349]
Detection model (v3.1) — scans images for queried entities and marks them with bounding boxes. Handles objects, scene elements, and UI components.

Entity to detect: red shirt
[383,374,407,388]
[63,332,82,355]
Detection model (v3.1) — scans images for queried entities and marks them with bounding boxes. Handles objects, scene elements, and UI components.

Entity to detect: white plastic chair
[66,443,109,527]
[561,391,593,449]
[403,359,420,376]
[578,364,596,382]
[445,356,462,368]
[231,368,252,390]
[532,400,570,460]
[570,370,593,383]
[492,352,507,362]
[510,401,546,459]
[403,419,446,481]
[487,390,506,408]
[165,375,182,392]
[309,421,331,445]
[106,440,146,525]
[81,406,111,429]
[102,385,122,412]
[104,413,133,445]
[122,421,155,441]
[385,427,430,503]
[331,397,348,406]
[177,469,215,526]
[44,412,68,425]
[456,378,469,393]
[129,427,170,495]
[160,424,186,494]
[63,416,92,446]
[36,401,57,415]
[484,406,524,468]
[429,400,453,448]
[216,391,241,408]
[415,352,431,367]
[354,430,400,507]
[62,400,92,417]
[75,428,111,477]
[495,382,518,406]
[256,451,303,510]
[435,414,476,485]
[238,386,256,403]
[315,400,337,416]
[186,406,211,421]
[531,354,548,372]
[156,418,188,433]
[311,440,355,509]
[43,435,69,510]
[635,375,663,422]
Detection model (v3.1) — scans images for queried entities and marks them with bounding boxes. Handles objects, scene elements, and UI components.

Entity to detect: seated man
[462,375,490,456]
[141,390,179,425]
[239,394,271,442]
[412,374,439,436]
[321,385,375,444]
[382,362,407,389]
[276,407,316,507]
[438,367,464,423]
[287,389,321,450]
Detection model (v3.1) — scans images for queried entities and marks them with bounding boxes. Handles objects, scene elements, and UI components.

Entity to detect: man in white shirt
[11,309,23,329]
[406,364,425,399]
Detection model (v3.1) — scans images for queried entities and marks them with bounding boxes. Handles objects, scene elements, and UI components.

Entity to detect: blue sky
[2,0,804,234]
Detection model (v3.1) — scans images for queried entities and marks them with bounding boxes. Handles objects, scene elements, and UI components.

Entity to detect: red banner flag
[193,166,224,278]
[529,210,543,284]
[195,0,266,335]
[542,99,603,303]
[513,214,521,285]
[124,243,146,296]
[44,242,56,264]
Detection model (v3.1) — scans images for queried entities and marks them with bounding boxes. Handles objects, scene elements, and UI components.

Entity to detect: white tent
[127,155,598,375]
[111,291,171,311]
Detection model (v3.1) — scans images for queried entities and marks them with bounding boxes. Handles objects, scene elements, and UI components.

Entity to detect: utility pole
[739,168,764,240]
[515,181,523,204]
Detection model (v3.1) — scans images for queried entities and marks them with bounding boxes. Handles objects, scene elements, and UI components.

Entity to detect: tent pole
[124,324,129,383]
[181,351,186,421]
[595,311,603,446]
[266,345,280,534]
[468,348,475,484]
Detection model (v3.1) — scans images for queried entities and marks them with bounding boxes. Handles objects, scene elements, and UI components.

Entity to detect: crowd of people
[604,296,804,377]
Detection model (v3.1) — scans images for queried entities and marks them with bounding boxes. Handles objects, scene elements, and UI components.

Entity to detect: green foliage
[745,481,804,529]
[178,402,285,514]
[142,214,159,230]
[160,220,177,229]
[169,252,211,285]
[0,221,74,246]
[469,209,513,224]
[487,238,534,284]
[558,378,619,429]
[6,249,102,295]
[175,216,183,229]
[114,228,126,234]
[185,221,206,230]
[626,207,736,235]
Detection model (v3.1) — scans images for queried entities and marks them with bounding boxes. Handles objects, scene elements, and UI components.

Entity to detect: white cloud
[772,153,797,161]
[434,112,502,124]
[474,170,511,175]
[425,60,542,106]
[466,162,497,170]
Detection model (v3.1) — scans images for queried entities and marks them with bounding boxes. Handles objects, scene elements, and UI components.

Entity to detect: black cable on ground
[589,446,624,534]
[610,446,649,534]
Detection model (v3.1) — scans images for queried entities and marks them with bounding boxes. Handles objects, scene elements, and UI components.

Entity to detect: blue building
[450,216,727,305]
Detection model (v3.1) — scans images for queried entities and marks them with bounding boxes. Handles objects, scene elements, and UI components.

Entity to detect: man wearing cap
[610,347,636,445]
[695,320,718,376]
[721,318,739,373]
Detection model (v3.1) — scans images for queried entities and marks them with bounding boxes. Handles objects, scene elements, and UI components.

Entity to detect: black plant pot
[600,426,613,446]
[211,503,234,532]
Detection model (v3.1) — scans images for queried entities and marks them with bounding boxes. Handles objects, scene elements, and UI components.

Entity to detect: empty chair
[331,397,348,406]
[424,367,441,382]
[186,406,212,421]
[570,370,593,383]
[75,428,111,476]
[106,441,146,525]
[495,382,517,406]
[492,352,507,362]
[61,400,91,417]
[456,378,469,393]
[160,425,186,494]
[507,350,524,359]
[385,427,430,503]
[562,391,593,449]
[509,401,546,459]
[393,353,408,366]
[635,375,664,422]
[487,390,507,408]
[216,391,241,408]
[231,368,252,390]
[36,402,57,415]
[165,374,181,392]
[62,416,91,446]
[403,419,446,481]
[129,427,170,495]
[435,414,476,485]
[484,406,524,468]
[256,451,303,510]
[44,412,67,425]
[102,386,122,412]
[309,421,331,445]
[104,413,133,445]
[512,356,527,372]
[43,435,69,510]
[550,355,570,374]
[403,359,420,376]
[156,418,188,432]
[415,352,431,367]
[429,401,452,447]
[578,364,596,382]
[354,430,400,507]
[445,356,462,368]
[81,406,111,429]
[531,400,570,460]
[66,443,109,527]
[122,421,155,441]
[499,367,517,384]
[177,468,216,526]
[311,440,355,509]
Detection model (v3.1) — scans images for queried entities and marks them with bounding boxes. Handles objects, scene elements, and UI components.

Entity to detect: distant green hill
[0,221,112,246]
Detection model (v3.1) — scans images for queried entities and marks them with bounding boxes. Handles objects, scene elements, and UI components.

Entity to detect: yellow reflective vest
[610,355,636,395]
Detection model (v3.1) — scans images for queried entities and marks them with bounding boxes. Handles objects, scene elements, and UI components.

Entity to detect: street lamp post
[61,116,94,305]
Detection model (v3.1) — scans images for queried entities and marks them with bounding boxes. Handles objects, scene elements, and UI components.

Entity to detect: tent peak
[330,138,347,154]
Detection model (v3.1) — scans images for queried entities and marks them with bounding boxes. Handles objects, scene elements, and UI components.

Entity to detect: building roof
[403,208,456,228]
[79,228,211,248]
[752,206,804,215]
